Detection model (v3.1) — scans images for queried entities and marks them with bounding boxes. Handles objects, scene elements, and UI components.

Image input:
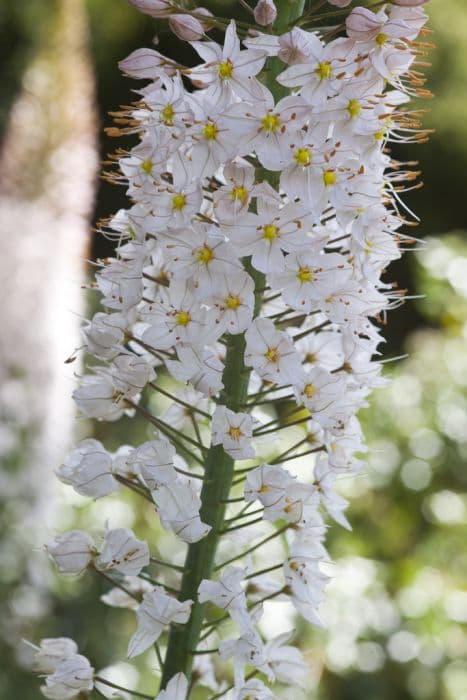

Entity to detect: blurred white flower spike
[35,0,432,698]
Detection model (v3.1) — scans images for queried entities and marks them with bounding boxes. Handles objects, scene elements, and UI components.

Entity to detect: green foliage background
[0,1,466,699]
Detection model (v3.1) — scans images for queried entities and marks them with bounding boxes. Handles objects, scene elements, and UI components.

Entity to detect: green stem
[159,265,264,689]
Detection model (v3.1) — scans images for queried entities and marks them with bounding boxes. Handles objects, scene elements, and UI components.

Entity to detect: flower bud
[46,531,95,576]
[119,48,176,80]
[33,638,78,674]
[169,14,206,41]
[254,0,277,26]
[327,0,351,6]
[127,0,172,18]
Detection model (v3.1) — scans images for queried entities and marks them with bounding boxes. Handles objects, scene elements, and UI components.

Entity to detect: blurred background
[1,1,466,698]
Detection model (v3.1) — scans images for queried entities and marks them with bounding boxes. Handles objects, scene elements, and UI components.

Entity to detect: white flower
[277,34,354,105]
[96,527,150,576]
[46,531,95,576]
[154,673,189,700]
[263,632,309,686]
[32,639,78,674]
[283,556,329,626]
[210,272,255,335]
[166,345,224,397]
[142,280,208,350]
[56,439,120,498]
[198,567,251,632]
[222,89,309,171]
[189,20,266,108]
[72,374,125,422]
[108,353,156,397]
[127,438,177,489]
[83,312,126,359]
[152,481,211,543]
[212,406,255,460]
[245,318,302,384]
[231,198,313,274]
[128,587,192,658]
[41,654,94,699]
[161,387,211,430]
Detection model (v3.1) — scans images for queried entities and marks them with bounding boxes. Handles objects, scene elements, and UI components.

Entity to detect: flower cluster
[33,1,431,698]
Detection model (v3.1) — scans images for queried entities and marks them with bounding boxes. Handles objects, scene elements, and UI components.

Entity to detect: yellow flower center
[161,104,175,125]
[315,61,333,80]
[224,294,241,310]
[374,130,385,141]
[347,99,361,118]
[323,170,337,187]
[304,383,317,399]
[227,426,243,441]
[175,311,191,326]
[196,245,214,264]
[294,147,312,166]
[265,347,279,363]
[171,193,187,211]
[231,185,248,202]
[262,224,279,241]
[261,113,281,133]
[203,122,219,141]
[259,485,269,493]
[218,60,233,79]
[375,32,389,46]
[140,159,153,174]
[297,266,313,282]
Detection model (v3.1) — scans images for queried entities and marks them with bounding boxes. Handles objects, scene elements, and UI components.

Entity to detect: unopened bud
[169,13,206,41]
[127,0,172,17]
[327,0,352,6]
[254,0,277,26]
[119,48,176,79]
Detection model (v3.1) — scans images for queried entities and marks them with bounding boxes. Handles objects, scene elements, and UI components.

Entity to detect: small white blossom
[212,406,255,460]
[32,639,78,674]
[41,654,94,699]
[128,588,192,658]
[56,439,119,498]
[46,531,95,576]
[96,527,150,576]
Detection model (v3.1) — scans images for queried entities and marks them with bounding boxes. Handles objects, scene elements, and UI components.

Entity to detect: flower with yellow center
[227,425,243,441]
[297,266,313,283]
[161,104,174,126]
[171,193,186,211]
[261,113,281,133]
[218,60,233,80]
[140,159,153,175]
[375,32,388,46]
[196,245,214,265]
[347,99,361,118]
[315,61,333,81]
[224,294,241,310]
[175,311,191,326]
[231,185,248,203]
[294,147,312,167]
[304,383,317,399]
[323,170,337,187]
[265,347,279,363]
[203,122,219,141]
[262,224,279,241]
